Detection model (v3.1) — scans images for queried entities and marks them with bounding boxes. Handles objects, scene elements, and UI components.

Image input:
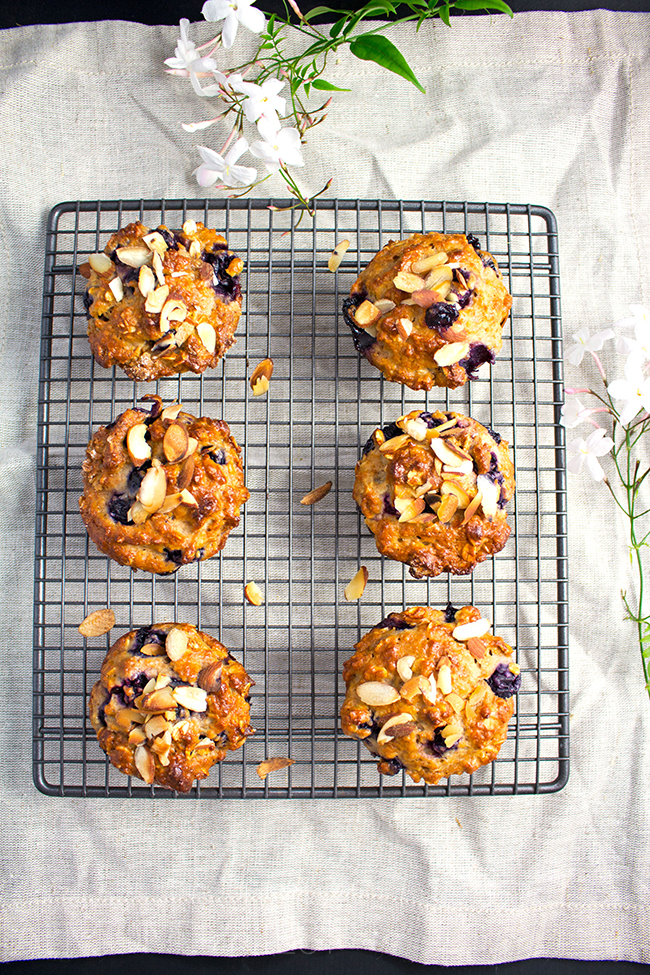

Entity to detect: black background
[2,0,649,971]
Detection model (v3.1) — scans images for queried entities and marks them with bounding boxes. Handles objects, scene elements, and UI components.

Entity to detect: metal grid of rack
[34,198,568,798]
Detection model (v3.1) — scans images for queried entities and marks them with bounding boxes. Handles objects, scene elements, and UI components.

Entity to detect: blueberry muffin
[353,409,514,578]
[343,232,511,390]
[341,605,520,784]
[80,219,243,381]
[89,623,254,792]
[79,395,249,573]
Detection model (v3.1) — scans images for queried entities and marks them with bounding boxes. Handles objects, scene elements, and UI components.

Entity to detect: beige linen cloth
[1,9,649,964]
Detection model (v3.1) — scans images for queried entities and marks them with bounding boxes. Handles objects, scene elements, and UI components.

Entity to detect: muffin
[89,623,254,792]
[353,409,515,578]
[79,395,249,573]
[80,219,243,381]
[343,232,512,390]
[340,605,520,785]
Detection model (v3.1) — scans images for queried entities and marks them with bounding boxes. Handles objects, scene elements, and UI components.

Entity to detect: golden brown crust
[89,623,254,792]
[82,220,242,381]
[353,409,515,578]
[79,396,249,573]
[340,605,520,785]
[344,232,512,390]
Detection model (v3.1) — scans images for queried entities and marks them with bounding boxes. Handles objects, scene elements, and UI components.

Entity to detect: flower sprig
[562,305,650,700]
[166,0,513,212]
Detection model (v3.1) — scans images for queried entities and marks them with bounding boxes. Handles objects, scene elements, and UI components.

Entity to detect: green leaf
[453,0,513,14]
[304,4,340,16]
[312,78,351,91]
[304,81,312,96]
[329,15,347,37]
[437,3,451,24]
[349,33,426,93]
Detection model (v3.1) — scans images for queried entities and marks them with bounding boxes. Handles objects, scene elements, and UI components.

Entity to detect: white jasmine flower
[560,397,595,429]
[165,19,226,97]
[234,78,287,125]
[202,0,266,49]
[194,138,257,188]
[249,118,305,173]
[607,358,650,426]
[567,427,614,481]
[566,326,615,367]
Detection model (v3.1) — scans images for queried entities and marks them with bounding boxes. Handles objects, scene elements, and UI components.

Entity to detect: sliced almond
[161,402,183,421]
[396,655,416,681]
[461,491,483,524]
[182,219,198,235]
[88,252,113,274]
[116,245,152,268]
[180,488,199,506]
[137,265,156,298]
[374,299,396,314]
[173,321,195,348]
[126,423,151,466]
[108,277,124,302]
[197,662,223,693]
[398,497,426,523]
[393,271,426,293]
[137,464,168,513]
[356,681,400,706]
[434,341,470,367]
[420,676,437,705]
[244,581,264,606]
[128,726,148,746]
[445,692,465,714]
[393,317,412,340]
[128,500,150,525]
[145,284,170,314]
[429,438,472,468]
[452,617,491,641]
[354,300,381,327]
[476,474,500,521]
[139,641,166,656]
[327,238,350,272]
[466,636,487,659]
[411,251,448,274]
[441,480,471,509]
[165,626,189,661]
[443,726,463,747]
[250,358,274,394]
[142,231,168,255]
[160,299,187,334]
[152,251,165,286]
[139,687,177,712]
[196,321,216,355]
[177,455,195,492]
[154,673,171,690]
[344,566,368,601]
[163,421,190,463]
[189,240,201,258]
[134,744,155,785]
[436,664,453,696]
[78,607,115,638]
[397,415,428,441]
[145,714,170,738]
[424,265,454,290]
[436,493,459,524]
[466,684,488,713]
[173,685,208,712]
[411,289,442,309]
[425,417,458,439]
[377,712,415,744]
[257,757,295,780]
[300,481,332,505]
[378,433,410,455]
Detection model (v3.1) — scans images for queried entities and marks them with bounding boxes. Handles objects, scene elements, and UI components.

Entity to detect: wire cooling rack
[34,198,568,798]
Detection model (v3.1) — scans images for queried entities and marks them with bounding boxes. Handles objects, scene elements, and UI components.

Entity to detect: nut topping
[356,681,400,706]
[397,497,426,523]
[476,474,500,521]
[429,438,472,468]
[436,663,453,696]
[411,251,448,274]
[138,265,156,298]
[461,491,483,524]
[140,641,166,656]
[197,662,223,693]
[436,493,458,524]
[256,757,295,779]
[116,245,152,268]
[434,341,470,367]
[88,252,113,274]
[126,423,151,466]
[396,317,413,339]
[139,687,177,712]
[244,581,265,605]
[182,219,198,235]
[424,265,453,290]
[396,655,416,681]
[196,321,217,355]
[165,626,189,661]
[108,277,124,302]
[173,685,208,712]
[452,617,491,641]
[377,713,416,744]
[78,608,115,638]
[344,565,368,601]
[144,284,170,314]
[134,744,155,785]
[163,421,190,463]
[393,270,426,293]
[327,238,350,272]
[250,358,274,396]
[374,298,396,314]
[466,636,487,659]
[142,231,168,255]
[354,300,381,327]
[378,433,410,455]
[161,402,183,421]
[137,464,168,513]
[300,481,332,505]
[160,299,187,334]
